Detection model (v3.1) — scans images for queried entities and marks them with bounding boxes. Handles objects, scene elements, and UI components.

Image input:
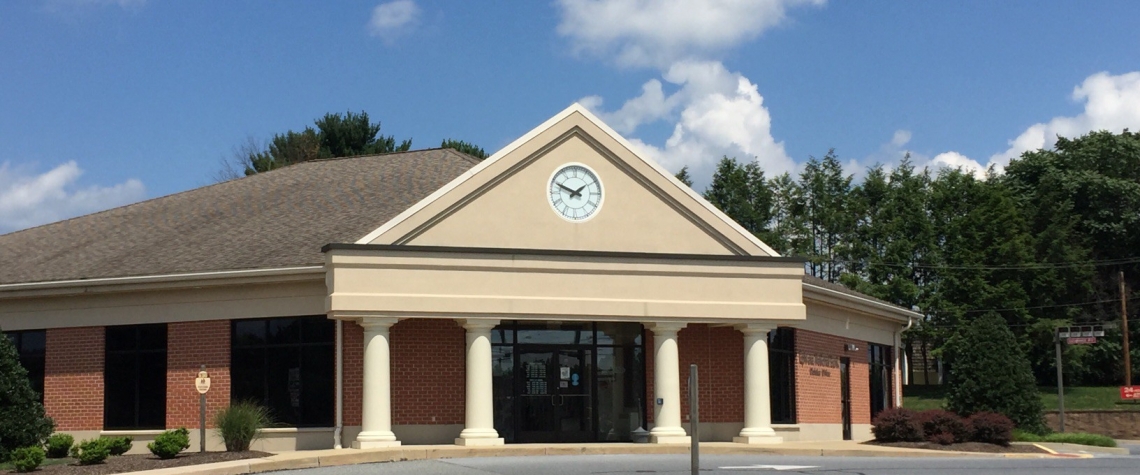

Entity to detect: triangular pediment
[358,104,778,257]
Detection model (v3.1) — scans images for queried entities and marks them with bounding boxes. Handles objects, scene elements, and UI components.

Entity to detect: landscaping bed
[6,451,271,475]
[865,440,1048,454]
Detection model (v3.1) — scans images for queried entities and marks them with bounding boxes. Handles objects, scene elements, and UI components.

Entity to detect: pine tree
[0,336,54,461]
[441,139,488,160]
[943,311,1047,434]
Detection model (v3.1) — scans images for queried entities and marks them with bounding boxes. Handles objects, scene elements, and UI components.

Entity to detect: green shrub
[70,438,110,465]
[943,312,1047,434]
[1042,432,1117,447]
[147,428,190,460]
[871,407,924,442]
[966,412,1014,446]
[9,446,45,473]
[1012,428,1043,442]
[0,337,55,462]
[215,401,272,452]
[43,433,74,459]
[102,436,133,456]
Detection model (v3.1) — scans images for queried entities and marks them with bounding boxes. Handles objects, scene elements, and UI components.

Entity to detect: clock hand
[557,183,577,196]
[572,185,587,199]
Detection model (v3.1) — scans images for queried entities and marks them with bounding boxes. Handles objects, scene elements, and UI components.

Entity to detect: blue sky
[1,0,1138,233]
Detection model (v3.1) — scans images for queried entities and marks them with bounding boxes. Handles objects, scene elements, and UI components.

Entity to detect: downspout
[334,319,344,449]
[895,316,914,407]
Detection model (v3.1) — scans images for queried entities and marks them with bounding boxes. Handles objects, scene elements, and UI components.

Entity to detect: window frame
[767,327,797,424]
[230,316,335,428]
[103,324,168,430]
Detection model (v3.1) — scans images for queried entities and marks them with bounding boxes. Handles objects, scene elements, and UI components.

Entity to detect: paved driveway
[283,453,1139,475]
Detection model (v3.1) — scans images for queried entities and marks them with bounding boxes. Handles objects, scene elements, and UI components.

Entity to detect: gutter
[0,266,325,293]
[801,281,923,322]
[896,315,914,406]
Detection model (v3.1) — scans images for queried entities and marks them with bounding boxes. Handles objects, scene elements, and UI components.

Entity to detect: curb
[117,442,1087,475]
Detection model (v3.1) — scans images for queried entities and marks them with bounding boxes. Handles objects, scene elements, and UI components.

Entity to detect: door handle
[558,394,565,406]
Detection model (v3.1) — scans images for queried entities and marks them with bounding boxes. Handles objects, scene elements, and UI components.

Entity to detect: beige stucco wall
[370,112,771,257]
[326,249,806,323]
[0,278,327,330]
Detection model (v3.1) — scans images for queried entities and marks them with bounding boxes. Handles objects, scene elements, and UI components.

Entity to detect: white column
[646,322,690,444]
[734,323,783,444]
[353,317,401,449]
[456,319,504,446]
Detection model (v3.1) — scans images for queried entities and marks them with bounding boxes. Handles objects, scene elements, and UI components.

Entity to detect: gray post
[689,364,698,475]
[200,364,207,452]
[1054,338,1065,433]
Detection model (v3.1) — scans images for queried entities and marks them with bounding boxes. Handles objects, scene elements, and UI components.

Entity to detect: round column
[456,319,504,446]
[735,323,783,444]
[647,322,689,443]
[353,317,401,449]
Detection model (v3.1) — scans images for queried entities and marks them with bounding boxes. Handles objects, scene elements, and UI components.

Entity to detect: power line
[960,298,1137,314]
[802,256,1140,271]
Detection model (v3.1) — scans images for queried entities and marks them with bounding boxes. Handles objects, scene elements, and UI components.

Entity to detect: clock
[548,163,603,222]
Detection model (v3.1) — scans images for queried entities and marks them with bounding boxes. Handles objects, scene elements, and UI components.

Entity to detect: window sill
[259,427,334,434]
[101,430,166,436]
[771,424,800,432]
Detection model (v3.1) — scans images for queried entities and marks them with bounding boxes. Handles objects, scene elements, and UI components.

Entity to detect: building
[0,105,917,451]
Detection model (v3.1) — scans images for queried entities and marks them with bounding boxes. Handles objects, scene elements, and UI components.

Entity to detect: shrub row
[872,408,1014,446]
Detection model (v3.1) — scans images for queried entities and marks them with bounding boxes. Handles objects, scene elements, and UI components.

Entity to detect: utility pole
[1123,271,1131,387]
[1055,335,1065,432]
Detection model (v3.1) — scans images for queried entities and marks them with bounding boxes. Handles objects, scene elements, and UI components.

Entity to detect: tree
[245,128,321,175]
[0,336,54,461]
[703,157,774,242]
[674,166,693,187]
[943,311,1047,434]
[315,110,411,158]
[441,139,488,160]
[799,150,854,282]
[767,172,805,256]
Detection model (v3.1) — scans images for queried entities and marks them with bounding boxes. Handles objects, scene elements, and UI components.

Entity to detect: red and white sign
[1066,337,1097,345]
[1122,386,1140,400]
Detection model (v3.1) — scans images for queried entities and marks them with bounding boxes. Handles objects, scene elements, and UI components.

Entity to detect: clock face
[548,163,603,222]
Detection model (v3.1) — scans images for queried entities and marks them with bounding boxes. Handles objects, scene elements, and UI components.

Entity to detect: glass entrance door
[516,346,593,443]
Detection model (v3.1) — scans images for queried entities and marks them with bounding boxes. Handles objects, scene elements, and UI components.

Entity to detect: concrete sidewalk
[119,441,1073,475]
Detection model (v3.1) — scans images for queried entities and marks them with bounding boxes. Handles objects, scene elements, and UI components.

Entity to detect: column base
[733,435,784,445]
[352,440,402,449]
[650,435,692,444]
[454,437,505,446]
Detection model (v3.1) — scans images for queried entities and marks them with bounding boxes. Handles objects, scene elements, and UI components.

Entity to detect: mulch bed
[19,451,272,475]
[865,441,1049,454]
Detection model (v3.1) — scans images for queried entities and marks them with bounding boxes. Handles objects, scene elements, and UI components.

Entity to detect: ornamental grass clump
[215,401,272,452]
[147,428,190,460]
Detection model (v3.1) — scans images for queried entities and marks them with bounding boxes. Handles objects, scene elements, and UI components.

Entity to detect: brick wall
[344,320,466,426]
[645,324,744,424]
[44,327,104,431]
[390,319,465,425]
[343,322,364,426]
[166,320,231,429]
[794,329,872,424]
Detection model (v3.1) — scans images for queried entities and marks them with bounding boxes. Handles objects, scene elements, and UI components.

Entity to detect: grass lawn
[903,385,1140,411]
[0,457,73,471]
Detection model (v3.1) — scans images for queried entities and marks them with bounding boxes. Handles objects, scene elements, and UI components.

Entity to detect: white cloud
[891,130,911,148]
[0,161,146,234]
[590,60,795,183]
[987,71,1140,168]
[557,0,824,68]
[368,0,420,43]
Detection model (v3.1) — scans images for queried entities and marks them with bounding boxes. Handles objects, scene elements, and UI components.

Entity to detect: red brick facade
[390,319,465,425]
[342,322,364,426]
[44,327,105,431]
[645,324,745,424]
[166,320,231,429]
[794,328,873,424]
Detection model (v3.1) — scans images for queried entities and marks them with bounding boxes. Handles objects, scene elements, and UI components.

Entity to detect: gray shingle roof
[0,149,480,285]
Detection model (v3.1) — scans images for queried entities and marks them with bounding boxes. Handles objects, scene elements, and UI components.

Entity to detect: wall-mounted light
[845,343,860,352]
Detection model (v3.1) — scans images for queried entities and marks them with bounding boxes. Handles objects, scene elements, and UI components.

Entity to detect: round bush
[148,428,190,460]
[70,438,110,465]
[103,436,133,456]
[44,433,74,459]
[871,407,923,442]
[967,412,1014,446]
[917,409,970,444]
[10,446,45,473]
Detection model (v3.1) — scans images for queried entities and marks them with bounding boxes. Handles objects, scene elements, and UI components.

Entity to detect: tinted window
[104,324,167,430]
[231,317,335,427]
[5,330,46,402]
[768,327,796,424]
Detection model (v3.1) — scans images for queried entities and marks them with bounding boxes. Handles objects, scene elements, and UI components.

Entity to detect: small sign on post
[1122,386,1140,400]
[196,366,209,453]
